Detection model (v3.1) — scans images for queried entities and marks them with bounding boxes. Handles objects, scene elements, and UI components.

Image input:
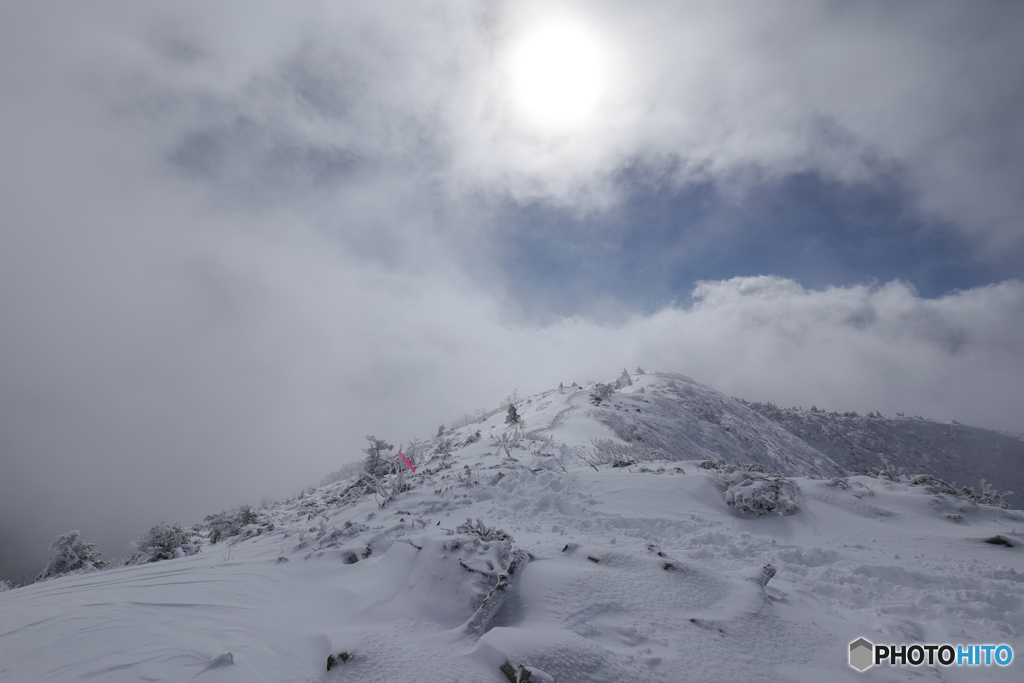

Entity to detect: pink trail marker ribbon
[399,449,416,473]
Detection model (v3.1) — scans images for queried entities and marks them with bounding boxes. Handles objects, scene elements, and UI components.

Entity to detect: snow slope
[1,372,1022,682]
[742,401,1024,504]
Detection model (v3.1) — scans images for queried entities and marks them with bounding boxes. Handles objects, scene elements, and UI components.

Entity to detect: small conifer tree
[128,522,202,564]
[36,530,108,581]
[363,435,394,478]
[505,404,521,427]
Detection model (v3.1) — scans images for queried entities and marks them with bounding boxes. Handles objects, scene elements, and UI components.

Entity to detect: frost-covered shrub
[128,522,202,565]
[715,470,799,517]
[36,530,108,581]
[0,579,13,592]
[402,438,429,465]
[908,474,957,495]
[456,518,509,542]
[905,474,1010,508]
[359,436,413,507]
[963,480,1012,508]
[364,465,410,507]
[909,475,1012,509]
[871,454,908,481]
[589,437,670,465]
[680,392,723,424]
[449,403,506,430]
[530,441,576,473]
[448,519,516,613]
[204,505,261,544]
[320,460,366,486]
[596,411,654,446]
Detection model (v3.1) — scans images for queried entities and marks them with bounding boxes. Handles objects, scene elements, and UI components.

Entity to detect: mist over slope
[1,370,1021,682]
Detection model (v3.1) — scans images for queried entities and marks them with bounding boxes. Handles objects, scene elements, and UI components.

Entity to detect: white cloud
[643,277,1024,428]
[454,1,1024,249]
[9,1,1017,243]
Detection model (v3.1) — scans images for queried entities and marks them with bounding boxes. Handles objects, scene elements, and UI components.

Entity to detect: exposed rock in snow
[748,563,777,586]
[200,652,234,671]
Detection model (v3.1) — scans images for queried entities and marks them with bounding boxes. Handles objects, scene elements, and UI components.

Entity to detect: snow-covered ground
[1,372,1022,682]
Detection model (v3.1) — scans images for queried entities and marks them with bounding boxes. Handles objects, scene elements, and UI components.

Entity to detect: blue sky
[493,169,1007,319]
[2,0,1023,584]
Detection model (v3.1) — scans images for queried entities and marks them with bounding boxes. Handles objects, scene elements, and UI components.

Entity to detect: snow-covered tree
[615,368,632,388]
[505,404,521,427]
[204,505,262,544]
[0,579,13,592]
[36,530,108,581]
[128,522,202,565]
[363,435,394,478]
[360,435,414,507]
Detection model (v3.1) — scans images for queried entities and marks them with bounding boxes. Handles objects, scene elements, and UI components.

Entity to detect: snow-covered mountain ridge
[1,371,1022,682]
[739,399,1024,503]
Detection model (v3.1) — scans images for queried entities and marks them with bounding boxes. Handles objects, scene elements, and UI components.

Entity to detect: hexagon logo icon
[849,638,874,671]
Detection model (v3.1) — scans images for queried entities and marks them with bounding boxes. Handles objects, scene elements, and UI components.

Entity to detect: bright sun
[506,20,606,130]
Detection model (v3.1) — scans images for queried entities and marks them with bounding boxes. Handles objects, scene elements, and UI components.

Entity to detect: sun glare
[507,20,606,130]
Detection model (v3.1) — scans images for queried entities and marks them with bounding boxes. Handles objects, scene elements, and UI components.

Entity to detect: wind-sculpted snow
[1,371,1022,681]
